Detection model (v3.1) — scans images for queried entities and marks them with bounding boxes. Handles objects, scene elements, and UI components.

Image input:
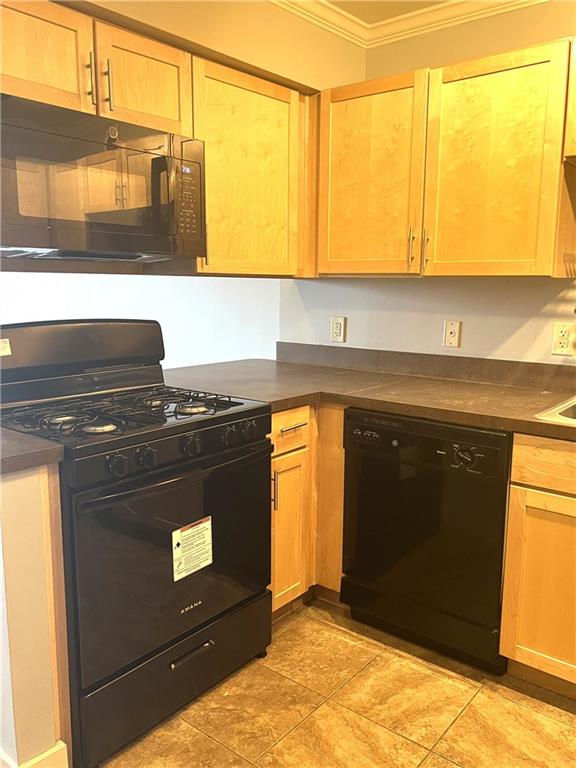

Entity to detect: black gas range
[0,319,273,768]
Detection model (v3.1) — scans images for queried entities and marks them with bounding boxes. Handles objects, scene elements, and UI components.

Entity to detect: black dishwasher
[341,409,512,673]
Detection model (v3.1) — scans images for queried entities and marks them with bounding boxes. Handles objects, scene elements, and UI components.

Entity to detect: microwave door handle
[151,156,179,234]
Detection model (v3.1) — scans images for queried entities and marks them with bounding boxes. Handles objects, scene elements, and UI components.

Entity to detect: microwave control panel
[178,164,202,238]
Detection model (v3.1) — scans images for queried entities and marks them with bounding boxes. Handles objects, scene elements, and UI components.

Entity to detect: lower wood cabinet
[270,447,311,611]
[501,436,576,683]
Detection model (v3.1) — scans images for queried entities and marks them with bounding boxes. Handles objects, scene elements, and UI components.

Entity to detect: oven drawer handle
[169,639,215,671]
[279,421,308,435]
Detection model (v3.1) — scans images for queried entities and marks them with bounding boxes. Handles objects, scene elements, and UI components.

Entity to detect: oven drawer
[271,405,311,456]
[80,590,271,768]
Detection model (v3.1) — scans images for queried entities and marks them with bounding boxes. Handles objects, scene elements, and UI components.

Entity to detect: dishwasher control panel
[346,409,510,478]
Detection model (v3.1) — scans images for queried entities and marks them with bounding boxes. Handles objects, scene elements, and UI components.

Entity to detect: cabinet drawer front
[511,434,576,495]
[271,406,311,456]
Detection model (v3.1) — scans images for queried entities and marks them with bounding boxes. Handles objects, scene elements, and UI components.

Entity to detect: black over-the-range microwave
[0,95,206,273]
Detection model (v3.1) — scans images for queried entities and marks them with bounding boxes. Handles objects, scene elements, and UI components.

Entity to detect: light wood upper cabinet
[423,42,571,276]
[94,22,192,135]
[192,58,301,275]
[318,71,428,274]
[270,448,311,611]
[0,1,96,113]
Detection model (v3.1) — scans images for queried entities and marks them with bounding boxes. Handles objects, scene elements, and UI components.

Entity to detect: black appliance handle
[151,155,179,233]
[169,639,216,671]
[81,441,272,508]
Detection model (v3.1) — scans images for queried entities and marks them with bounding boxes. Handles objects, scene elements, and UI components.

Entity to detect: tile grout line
[481,681,576,730]
[321,647,482,759]
[176,711,258,765]
[255,657,334,698]
[251,690,327,763]
[427,685,483,757]
[254,649,387,763]
[333,694,438,757]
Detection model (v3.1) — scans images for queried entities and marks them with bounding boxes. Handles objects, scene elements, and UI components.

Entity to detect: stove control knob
[136,445,159,468]
[106,452,129,477]
[242,419,257,441]
[222,425,237,448]
[182,433,201,457]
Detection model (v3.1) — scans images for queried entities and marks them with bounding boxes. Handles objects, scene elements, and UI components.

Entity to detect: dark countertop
[2,358,574,473]
[166,359,575,440]
[0,428,64,474]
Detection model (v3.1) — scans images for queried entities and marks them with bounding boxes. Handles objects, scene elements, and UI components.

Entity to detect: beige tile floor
[105,601,576,768]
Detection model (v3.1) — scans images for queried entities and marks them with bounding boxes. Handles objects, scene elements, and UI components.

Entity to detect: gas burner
[80,422,119,435]
[142,398,165,410]
[45,414,83,430]
[175,403,211,416]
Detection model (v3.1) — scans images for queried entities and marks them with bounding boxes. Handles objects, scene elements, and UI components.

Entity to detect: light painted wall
[366,0,576,79]
[279,278,576,365]
[91,0,366,89]
[0,274,279,368]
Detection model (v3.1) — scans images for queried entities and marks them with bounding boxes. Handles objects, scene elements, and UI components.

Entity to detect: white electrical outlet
[443,320,462,348]
[551,321,576,356]
[330,316,347,343]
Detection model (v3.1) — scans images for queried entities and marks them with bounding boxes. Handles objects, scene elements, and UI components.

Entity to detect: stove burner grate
[3,386,244,443]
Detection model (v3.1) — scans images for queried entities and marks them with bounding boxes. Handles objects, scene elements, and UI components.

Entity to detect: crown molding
[268,0,551,48]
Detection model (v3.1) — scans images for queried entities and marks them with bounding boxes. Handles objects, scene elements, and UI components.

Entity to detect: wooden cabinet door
[94,22,192,135]
[0,1,96,113]
[423,42,570,276]
[193,59,300,275]
[318,71,428,274]
[501,485,576,683]
[270,449,311,611]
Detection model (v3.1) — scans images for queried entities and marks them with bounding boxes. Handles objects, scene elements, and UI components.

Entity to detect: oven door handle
[80,442,272,507]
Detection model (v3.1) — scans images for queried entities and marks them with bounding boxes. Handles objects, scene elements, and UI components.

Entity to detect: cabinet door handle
[421,227,430,272]
[407,225,415,268]
[87,51,97,106]
[272,470,279,511]
[279,422,308,435]
[104,58,114,111]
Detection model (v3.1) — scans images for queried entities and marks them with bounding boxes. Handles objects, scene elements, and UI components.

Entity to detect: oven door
[71,442,271,690]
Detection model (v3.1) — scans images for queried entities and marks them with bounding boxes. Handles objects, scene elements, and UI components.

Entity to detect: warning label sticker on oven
[0,339,12,357]
[172,517,213,582]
